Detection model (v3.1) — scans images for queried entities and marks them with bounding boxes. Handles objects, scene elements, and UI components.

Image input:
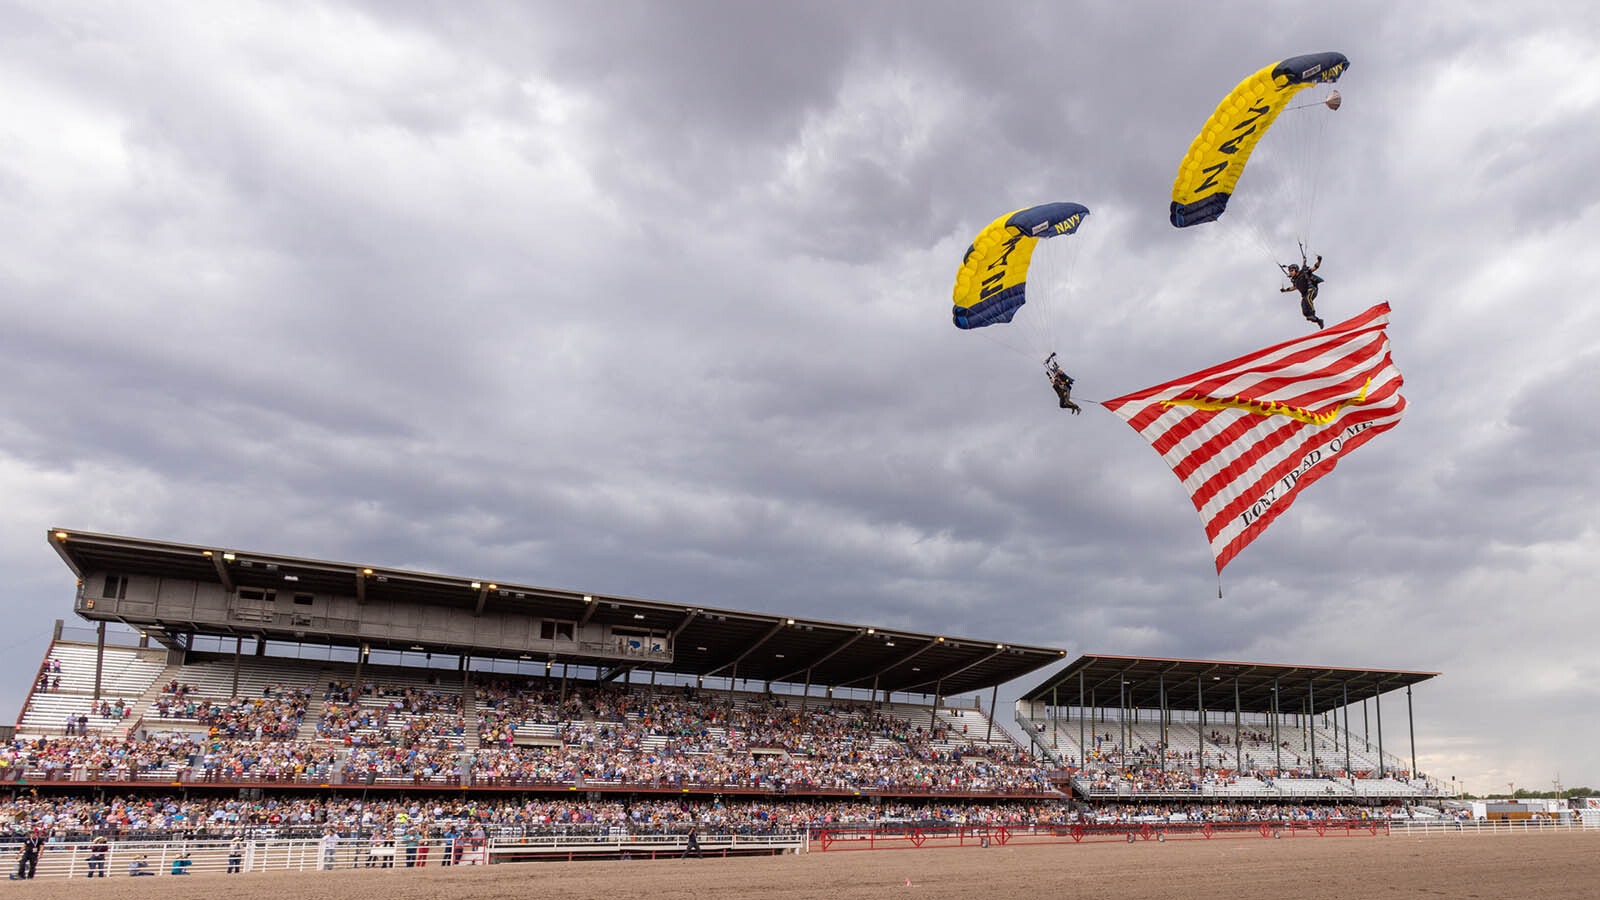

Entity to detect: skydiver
[1281,255,1324,329]
[1044,353,1081,414]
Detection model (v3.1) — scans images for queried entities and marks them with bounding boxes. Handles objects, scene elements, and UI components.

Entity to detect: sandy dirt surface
[12,831,1598,900]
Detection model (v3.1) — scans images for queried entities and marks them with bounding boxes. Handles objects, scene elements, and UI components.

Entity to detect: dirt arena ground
[11,831,1598,900]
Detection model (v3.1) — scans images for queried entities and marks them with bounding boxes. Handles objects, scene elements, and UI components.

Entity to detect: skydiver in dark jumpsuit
[1281,255,1324,329]
[1044,353,1080,414]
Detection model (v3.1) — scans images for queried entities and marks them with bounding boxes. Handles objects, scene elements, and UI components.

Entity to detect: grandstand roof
[1018,654,1438,714]
[48,528,1067,698]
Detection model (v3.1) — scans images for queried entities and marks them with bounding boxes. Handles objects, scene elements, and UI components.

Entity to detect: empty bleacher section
[19,641,167,737]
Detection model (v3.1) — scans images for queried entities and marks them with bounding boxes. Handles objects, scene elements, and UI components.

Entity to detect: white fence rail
[4,832,807,880]
[1389,817,1600,836]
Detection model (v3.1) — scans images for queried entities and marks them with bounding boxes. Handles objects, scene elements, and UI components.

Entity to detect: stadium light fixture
[362,568,373,576]
[53,531,68,541]
[487,584,497,591]
[471,582,482,589]
[222,553,236,561]
[785,618,795,625]
[866,628,875,635]
[583,595,593,603]
[202,550,212,557]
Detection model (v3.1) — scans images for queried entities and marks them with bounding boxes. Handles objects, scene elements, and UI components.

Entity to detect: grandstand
[0,528,1457,869]
[1014,654,1442,800]
[12,528,1066,799]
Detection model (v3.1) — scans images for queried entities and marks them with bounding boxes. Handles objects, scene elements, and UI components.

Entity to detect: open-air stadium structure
[0,528,1489,878]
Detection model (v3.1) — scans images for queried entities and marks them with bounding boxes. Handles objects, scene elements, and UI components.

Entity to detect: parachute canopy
[952,202,1089,330]
[1170,52,1349,228]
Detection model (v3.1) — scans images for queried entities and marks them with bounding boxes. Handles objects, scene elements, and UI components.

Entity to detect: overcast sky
[3,1,1597,796]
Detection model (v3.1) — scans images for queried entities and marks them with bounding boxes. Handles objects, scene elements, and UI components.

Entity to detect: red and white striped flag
[1101,303,1405,573]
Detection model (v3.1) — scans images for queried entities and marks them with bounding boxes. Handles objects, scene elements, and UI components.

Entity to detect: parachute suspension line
[1022,233,1079,358]
[1275,101,1335,253]
[968,326,1037,362]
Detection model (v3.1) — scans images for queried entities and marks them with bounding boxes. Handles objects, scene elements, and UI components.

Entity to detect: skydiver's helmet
[1287,264,1300,273]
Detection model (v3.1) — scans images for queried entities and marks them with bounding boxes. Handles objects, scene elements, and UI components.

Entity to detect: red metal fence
[811,819,1390,851]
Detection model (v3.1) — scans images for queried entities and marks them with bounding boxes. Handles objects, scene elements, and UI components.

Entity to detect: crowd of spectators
[3,678,1053,796]
[15,668,1428,802]
[149,688,310,742]
[0,792,1396,841]
[316,683,466,748]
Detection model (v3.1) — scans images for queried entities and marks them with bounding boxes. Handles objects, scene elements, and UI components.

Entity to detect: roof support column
[1118,677,1127,762]
[1308,679,1317,776]
[1195,675,1203,773]
[231,636,242,698]
[1157,673,1167,774]
[1078,670,1086,771]
[1375,687,1385,778]
[800,668,812,716]
[1407,684,1417,779]
[1343,683,1351,777]
[93,621,106,702]
[1233,677,1242,773]
[1050,685,1057,750]
[1272,678,1281,775]
[985,682,998,743]
[934,679,944,737]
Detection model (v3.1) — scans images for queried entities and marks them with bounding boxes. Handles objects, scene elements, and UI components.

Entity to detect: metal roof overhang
[1020,654,1438,714]
[49,528,1067,697]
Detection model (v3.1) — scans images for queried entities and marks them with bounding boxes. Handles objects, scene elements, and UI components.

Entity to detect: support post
[1375,687,1386,778]
[93,621,107,701]
[985,683,998,743]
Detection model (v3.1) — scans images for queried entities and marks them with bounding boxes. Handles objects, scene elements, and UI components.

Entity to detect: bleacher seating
[1023,709,1437,799]
[16,643,168,736]
[7,640,1437,806]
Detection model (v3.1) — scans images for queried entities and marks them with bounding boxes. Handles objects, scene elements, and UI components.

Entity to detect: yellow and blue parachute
[1170,52,1349,228]
[952,202,1090,330]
